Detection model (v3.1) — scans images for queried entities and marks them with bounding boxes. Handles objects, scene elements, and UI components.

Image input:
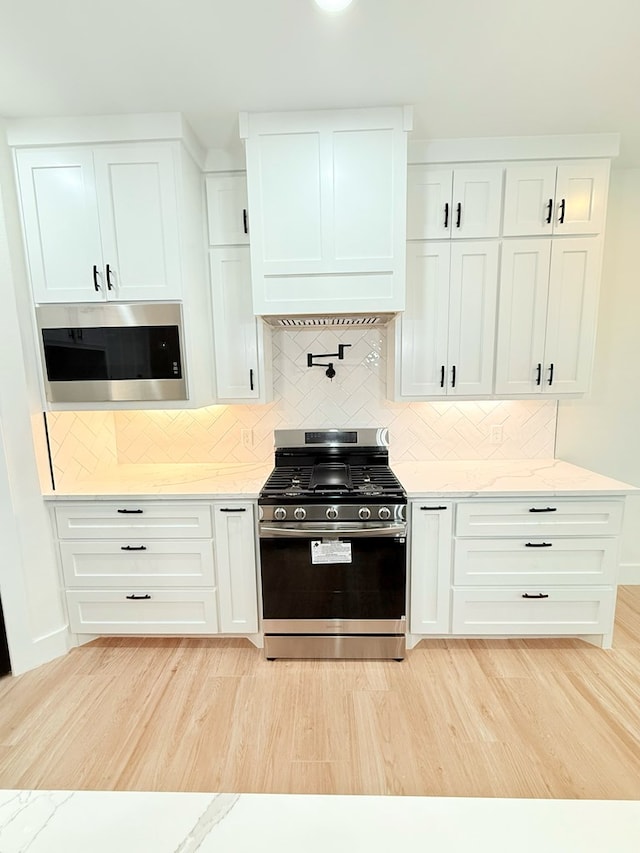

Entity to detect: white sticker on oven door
[311,540,352,564]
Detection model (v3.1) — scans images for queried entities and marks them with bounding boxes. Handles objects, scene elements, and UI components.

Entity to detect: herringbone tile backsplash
[48,327,557,486]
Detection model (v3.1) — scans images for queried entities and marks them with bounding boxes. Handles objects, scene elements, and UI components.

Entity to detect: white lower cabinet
[409,496,624,647]
[409,501,453,634]
[55,499,259,637]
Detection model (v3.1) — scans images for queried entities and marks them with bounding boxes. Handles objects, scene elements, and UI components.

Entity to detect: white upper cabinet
[502,159,610,237]
[407,165,504,240]
[205,174,249,246]
[15,143,182,303]
[397,241,499,398]
[495,237,602,395]
[209,247,270,402]
[241,106,411,315]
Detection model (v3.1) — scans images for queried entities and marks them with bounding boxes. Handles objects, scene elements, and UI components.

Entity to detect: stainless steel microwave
[36,303,187,403]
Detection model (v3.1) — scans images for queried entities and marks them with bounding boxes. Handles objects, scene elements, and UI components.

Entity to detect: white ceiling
[1,0,639,165]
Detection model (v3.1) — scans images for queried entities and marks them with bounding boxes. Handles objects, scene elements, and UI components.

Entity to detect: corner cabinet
[15,144,183,303]
[54,499,259,638]
[240,106,412,316]
[205,173,272,403]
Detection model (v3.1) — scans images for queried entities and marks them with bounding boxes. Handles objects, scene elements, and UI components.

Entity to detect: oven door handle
[259,524,407,539]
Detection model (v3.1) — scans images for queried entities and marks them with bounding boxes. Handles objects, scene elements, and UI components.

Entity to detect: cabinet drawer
[455,499,623,538]
[453,538,618,586]
[55,502,213,539]
[451,587,615,635]
[60,540,215,588]
[65,589,218,634]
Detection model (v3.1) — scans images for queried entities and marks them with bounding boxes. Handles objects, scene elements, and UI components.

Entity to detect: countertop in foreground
[44,458,637,499]
[1,790,639,853]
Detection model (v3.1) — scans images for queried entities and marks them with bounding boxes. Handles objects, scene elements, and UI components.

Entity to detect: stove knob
[326,506,338,520]
[358,507,371,520]
[378,506,391,520]
[294,507,306,520]
[274,507,287,521]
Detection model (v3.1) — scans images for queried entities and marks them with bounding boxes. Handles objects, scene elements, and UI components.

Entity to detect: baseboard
[10,624,71,676]
[618,562,640,584]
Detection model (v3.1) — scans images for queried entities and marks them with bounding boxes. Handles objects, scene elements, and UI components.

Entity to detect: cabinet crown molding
[409,133,620,165]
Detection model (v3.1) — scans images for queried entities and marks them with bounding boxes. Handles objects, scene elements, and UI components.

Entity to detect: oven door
[260,524,406,633]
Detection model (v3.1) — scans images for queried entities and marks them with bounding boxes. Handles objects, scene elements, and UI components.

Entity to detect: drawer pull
[117,509,143,514]
[125,594,151,600]
[121,545,147,551]
[528,507,557,513]
[522,593,550,599]
[420,506,448,511]
[525,542,553,548]
[219,507,247,513]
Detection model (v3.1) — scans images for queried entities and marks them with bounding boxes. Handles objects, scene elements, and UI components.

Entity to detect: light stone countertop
[1,790,639,852]
[43,458,637,499]
[392,457,637,497]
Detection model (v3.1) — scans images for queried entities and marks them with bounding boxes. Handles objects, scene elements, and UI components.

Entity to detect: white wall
[0,121,69,673]
[556,168,640,581]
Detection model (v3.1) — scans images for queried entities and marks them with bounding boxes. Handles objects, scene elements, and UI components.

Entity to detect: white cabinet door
[495,240,551,395]
[400,242,450,396]
[243,107,408,315]
[446,241,499,396]
[93,145,182,300]
[543,237,602,394]
[15,147,104,303]
[213,503,259,634]
[406,167,453,239]
[503,160,609,237]
[205,174,250,246]
[554,160,610,235]
[450,168,504,239]
[407,166,503,240]
[209,247,261,400]
[409,502,453,634]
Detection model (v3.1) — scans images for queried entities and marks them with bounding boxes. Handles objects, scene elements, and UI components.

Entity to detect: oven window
[260,537,406,620]
[41,326,182,381]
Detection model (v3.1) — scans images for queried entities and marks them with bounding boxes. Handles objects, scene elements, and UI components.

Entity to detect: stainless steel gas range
[258,428,407,660]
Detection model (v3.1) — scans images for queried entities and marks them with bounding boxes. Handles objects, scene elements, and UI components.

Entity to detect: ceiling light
[313,0,354,12]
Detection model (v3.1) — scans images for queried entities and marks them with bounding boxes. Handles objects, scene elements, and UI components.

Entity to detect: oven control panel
[259,504,407,524]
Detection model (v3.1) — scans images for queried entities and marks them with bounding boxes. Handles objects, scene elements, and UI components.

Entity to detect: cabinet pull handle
[558,198,566,224]
[444,202,449,229]
[249,368,254,391]
[220,507,246,512]
[105,263,114,290]
[525,542,553,548]
[440,365,445,388]
[522,593,550,599]
[451,364,456,388]
[535,363,542,386]
[92,264,101,291]
[243,208,248,234]
[529,507,557,513]
[545,198,553,224]
[126,593,151,600]
[117,508,144,514]
[420,506,447,511]
[548,362,554,385]
[121,545,147,551]
[456,202,462,228]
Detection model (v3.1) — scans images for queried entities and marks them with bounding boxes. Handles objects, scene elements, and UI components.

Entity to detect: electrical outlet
[490,425,504,445]
[241,429,253,449]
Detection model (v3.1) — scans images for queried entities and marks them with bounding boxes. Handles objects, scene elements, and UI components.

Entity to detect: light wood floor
[1,587,640,799]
